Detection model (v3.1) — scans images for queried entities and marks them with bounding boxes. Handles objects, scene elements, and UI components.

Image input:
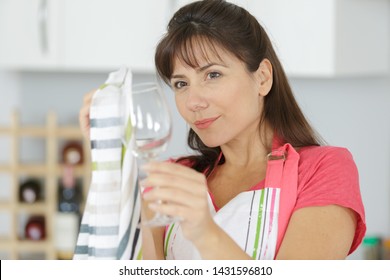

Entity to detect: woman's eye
[173,81,187,89]
[207,72,221,79]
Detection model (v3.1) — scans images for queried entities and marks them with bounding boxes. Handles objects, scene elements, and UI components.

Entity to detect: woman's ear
[256,59,273,97]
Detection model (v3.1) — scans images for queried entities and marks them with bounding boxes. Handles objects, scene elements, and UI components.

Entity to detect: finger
[79,105,90,124]
[148,201,192,222]
[79,90,97,139]
[83,90,96,104]
[79,106,91,139]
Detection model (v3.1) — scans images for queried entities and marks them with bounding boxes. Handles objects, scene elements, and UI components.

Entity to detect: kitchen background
[0,0,389,260]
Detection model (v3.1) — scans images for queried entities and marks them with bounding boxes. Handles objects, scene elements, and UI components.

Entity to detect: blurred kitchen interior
[0,0,389,260]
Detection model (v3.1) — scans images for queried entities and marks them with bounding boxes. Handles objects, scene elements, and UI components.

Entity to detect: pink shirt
[173,145,366,256]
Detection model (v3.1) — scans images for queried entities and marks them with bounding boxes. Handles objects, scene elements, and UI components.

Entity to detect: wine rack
[0,111,90,259]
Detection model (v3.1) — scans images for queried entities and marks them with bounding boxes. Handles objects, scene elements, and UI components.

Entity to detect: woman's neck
[219,124,273,169]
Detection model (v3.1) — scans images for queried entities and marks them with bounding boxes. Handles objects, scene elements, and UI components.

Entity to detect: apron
[164,140,300,260]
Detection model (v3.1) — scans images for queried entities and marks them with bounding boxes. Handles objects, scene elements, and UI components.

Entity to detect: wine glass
[130,82,176,227]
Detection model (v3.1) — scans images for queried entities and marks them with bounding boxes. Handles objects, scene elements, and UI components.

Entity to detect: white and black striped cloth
[74,67,142,260]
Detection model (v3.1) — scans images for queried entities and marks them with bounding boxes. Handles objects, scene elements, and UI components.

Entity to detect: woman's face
[170,43,268,148]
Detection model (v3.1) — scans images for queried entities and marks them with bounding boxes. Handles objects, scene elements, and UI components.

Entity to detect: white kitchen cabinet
[248,0,390,77]
[172,0,390,77]
[59,0,171,72]
[1,0,388,76]
[0,0,60,70]
[0,0,171,72]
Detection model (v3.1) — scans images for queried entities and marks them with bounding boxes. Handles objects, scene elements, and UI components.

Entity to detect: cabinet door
[60,0,171,72]
[248,0,389,77]
[0,0,60,69]
[247,0,334,76]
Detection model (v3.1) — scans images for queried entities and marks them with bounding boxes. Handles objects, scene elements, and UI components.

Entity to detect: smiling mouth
[194,116,220,129]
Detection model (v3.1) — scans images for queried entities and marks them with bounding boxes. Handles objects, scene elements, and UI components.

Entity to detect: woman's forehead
[172,38,233,71]
[177,37,225,64]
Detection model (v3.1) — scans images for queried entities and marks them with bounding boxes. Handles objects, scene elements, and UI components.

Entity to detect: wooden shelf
[18,164,47,175]
[0,111,91,260]
[0,127,12,134]
[19,127,47,137]
[16,240,51,251]
[0,126,83,138]
[17,203,47,213]
[0,202,12,210]
[0,165,12,173]
[55,127,83,139]
[0,240,13,249]
[0,164,89,177]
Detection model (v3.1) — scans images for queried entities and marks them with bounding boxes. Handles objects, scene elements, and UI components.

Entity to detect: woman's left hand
[140,161,216,245]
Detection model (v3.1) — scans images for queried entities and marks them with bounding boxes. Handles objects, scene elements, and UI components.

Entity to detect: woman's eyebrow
[197,63,227,72]
[171,74,186,80]
[171,63,227,80]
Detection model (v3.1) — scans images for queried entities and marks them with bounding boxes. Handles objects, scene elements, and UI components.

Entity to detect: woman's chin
[198,137,223,148]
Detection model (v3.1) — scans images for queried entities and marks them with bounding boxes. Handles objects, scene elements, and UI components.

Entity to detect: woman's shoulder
[298,145,355,165]
[294,145,365,255]
[296,145,359,183]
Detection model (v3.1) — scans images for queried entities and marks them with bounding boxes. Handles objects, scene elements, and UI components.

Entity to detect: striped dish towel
[73,66,142,260]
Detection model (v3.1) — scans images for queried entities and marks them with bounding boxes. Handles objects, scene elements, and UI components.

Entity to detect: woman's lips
[194,116,220,129]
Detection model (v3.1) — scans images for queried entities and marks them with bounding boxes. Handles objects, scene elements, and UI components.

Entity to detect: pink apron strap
[265,136,300,257]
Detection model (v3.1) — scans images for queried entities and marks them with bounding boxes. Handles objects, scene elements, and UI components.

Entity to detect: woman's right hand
[78,90,96,140]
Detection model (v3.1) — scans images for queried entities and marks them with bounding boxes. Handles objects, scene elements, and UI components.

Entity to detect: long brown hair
[155,0,323,175]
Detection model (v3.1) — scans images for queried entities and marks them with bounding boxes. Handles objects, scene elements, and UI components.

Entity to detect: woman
[80,0,365,259]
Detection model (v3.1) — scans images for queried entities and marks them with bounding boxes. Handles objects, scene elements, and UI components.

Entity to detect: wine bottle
[19,179,42,203]
[61,141,83,165]
[25,215,46,241]
[58,165,82,214]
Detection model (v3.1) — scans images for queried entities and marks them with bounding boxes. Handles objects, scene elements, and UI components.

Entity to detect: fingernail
[142,186,153,197]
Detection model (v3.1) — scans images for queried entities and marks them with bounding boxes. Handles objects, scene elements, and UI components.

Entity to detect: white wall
[290,76,390,259]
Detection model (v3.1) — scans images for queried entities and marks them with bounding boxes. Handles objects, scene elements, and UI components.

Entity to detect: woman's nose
[186,86,208,112]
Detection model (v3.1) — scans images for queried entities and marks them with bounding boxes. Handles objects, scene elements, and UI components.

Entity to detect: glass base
[142,214,180,227]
